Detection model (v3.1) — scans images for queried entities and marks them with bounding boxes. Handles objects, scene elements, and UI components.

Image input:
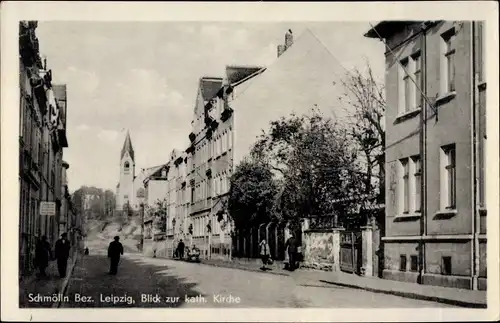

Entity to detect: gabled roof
[121,130,135,161]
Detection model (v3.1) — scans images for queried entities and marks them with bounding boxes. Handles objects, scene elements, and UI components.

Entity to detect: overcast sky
[35,21,385,192]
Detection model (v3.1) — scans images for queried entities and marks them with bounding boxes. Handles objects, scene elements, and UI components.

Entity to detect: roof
[364,21,424,39]
[226,66,264,86]
[142,162,169,184]
[199,77,223,101]
[121,130,135,161]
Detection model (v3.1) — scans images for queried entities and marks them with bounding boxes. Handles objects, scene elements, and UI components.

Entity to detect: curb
[319,280,487,308]
[51,254,79,308]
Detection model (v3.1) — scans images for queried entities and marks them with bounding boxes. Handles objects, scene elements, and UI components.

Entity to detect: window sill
[434,209,458,219]
[394,109,421,124]
[394,213,421,221]
[435,91,457,106]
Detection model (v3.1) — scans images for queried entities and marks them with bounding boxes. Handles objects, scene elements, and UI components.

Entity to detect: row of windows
[398,26,457,116]
[398,23,487,117]
[399,254,452,276]
[191,214,224,237]
[398,144,456,215]
[190,172,231,204]
[192,128,233,168]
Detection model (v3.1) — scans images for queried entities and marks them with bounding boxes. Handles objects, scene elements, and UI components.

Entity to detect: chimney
[277,44,285,58]
[285,29,293,49]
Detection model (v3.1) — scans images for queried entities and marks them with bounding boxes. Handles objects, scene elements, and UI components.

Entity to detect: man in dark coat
[35,235,51,277]
[108,236,124,275]
[177,239,185,260]
[285,233,298,271]
[54,232,71,278]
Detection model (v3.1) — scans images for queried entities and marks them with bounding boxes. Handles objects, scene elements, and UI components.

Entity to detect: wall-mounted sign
[40,201,56,216]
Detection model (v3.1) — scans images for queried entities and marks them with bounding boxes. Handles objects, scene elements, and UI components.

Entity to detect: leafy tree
[272,110,364,229]
[144,198,167,234]
[228,159,278,233]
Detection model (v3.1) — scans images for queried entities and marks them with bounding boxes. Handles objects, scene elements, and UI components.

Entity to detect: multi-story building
[174,28,352,260]
[19,21,70,276]
[365,21,487,290]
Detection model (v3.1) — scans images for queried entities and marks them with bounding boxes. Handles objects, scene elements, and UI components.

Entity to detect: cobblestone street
[58,253,455,308]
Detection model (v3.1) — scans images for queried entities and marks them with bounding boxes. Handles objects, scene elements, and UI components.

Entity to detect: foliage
[71,186,116,220]
[144,198,167,233]
[228,159,278,233]
[337,62,386,204]
[264,109,365,228]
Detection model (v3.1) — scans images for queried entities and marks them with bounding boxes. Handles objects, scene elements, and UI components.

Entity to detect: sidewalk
[19,254,78,308]
[319,272,487,308]
[200,257,290,276]
[199,257,487,308]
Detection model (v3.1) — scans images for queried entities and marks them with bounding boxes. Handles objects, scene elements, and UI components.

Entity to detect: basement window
[399,255,407,272]
[441,256,452,275]
[410,255,418,272]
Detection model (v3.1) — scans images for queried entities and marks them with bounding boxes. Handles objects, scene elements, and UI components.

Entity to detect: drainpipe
[470,21,480,290]
[418,26,428,285]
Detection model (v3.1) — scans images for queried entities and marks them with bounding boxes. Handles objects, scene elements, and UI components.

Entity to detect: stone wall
[301,229,340,271]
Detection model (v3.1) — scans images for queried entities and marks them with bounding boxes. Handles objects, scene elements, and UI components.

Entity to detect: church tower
[116,130,135,211]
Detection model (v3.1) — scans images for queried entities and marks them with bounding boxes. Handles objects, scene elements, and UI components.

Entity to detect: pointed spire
[121,130,135,161]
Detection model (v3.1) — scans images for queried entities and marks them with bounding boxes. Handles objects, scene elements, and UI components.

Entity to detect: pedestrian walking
[285,233,298,271]
[259,239,272,270]
[54,232,71,278]
[107,236,124,275]
[177,239,185,260]
[35,235,51,277]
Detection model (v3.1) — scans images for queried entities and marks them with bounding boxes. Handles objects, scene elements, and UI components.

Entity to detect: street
[61,253,456,308]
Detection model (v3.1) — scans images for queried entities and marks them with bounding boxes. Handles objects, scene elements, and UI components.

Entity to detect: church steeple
[121,130,135,162]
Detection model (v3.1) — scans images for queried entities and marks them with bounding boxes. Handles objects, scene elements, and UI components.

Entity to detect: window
[399,58,410,114]
[441,256,452,275]
[412,52,422,109]
[190,184,195,204]
[124,161,130,173]
[400,158,410,214]
[441,145,456,210]
[399,255,407,271]
[228,129,232,150]
[410,255,418,272]
[412,156,422,213]
[441,28,456,94]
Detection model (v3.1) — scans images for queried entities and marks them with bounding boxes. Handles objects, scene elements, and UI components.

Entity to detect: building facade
[141,29,352,261]
[19,21,70,277]
[365,21,487,290]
